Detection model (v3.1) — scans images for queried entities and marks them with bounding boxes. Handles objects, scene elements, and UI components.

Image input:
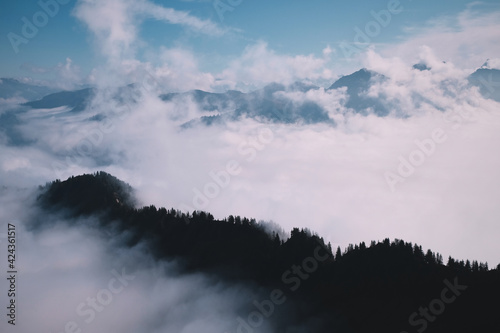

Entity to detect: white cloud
[483,58,500,70]
[3,3,500,330]
[139,1,226,36]
[73,0,226,66]
[0,189,279,333]
[20,58,83,90]
[154,47,216,92]
[74,0,138,62]
[381,6,500,70]
[361,48,476,116]
[218,42,335,91]
[2,49,500,266]
[3,0,500,288]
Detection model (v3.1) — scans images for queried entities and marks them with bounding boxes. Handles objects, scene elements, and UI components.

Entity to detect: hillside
[34,172,500,333]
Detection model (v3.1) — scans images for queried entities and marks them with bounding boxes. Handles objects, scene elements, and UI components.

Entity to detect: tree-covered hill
[35,172,500,332]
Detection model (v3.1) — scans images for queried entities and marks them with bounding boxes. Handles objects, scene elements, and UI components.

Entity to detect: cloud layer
[1,46,499,267]
[0,188,285,333]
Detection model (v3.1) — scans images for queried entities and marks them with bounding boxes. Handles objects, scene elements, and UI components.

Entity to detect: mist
[2,49,499,266]
[1,186,328,333]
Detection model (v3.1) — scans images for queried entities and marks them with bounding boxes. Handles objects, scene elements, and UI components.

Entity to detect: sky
[1,0,499,87]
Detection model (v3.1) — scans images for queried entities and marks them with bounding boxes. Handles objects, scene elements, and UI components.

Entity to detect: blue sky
[0,0,499,88]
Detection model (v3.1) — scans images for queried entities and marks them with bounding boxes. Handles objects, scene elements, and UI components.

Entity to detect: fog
[1,188,323,332]
[1,50,499,266]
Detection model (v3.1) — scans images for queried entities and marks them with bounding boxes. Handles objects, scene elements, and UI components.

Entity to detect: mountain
[468,67,500,102]
[0,87,97,146]
[23,87,96,112]
[327,68,389,116]
[163,81,331,127]
[0,78,58,101]
[34,172,500,333]
[413,63,432,71]
[242,82,328,123]
[162,89,246,111]
[5,64,498,133]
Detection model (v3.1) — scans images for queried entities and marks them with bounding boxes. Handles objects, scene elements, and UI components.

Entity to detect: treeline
[338,238,492,273]
[35,172,500,332]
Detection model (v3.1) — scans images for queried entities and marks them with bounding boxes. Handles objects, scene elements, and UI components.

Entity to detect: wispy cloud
[382,5,500,70]
[218,42,335,91]
[73,0,226,64]
[139,1,226,36]
[20,58,83,90]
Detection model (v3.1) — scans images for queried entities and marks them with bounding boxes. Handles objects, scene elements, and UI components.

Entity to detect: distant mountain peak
[327,68,380,90]
[327,68,389,116]
[288,81,319,92]
[468,66,500,102]
[413,63,431,71]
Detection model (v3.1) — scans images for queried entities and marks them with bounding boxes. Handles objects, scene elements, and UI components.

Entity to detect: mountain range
[2,64,498,117]
[1,64,498,148]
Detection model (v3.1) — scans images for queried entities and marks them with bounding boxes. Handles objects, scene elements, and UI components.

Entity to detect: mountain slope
[163,82,332,126]
[34,172,500,333]
[468,67,500,102]
[24,88,95,112]
[328,68,389,116]
[7,64,498,129]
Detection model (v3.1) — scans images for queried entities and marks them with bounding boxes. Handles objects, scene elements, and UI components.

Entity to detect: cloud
[381,5,500,70]
[73,0,226,65]
[2,2,500,330]
[360,47,476,116]
[4,49,500,268]
[218,42,335,91]
[3,0,500,294]
[139,0,226,36]
[2,46,500,268]
[73,0,139,62]
[0,181,334,332]
[0,96,28,116]
[483,58,500,70]
[153,47,217,92]
[19,58,83,90]
[0,188,282,333]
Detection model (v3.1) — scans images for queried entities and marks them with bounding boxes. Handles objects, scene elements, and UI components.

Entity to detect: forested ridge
[35,172,500,332]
